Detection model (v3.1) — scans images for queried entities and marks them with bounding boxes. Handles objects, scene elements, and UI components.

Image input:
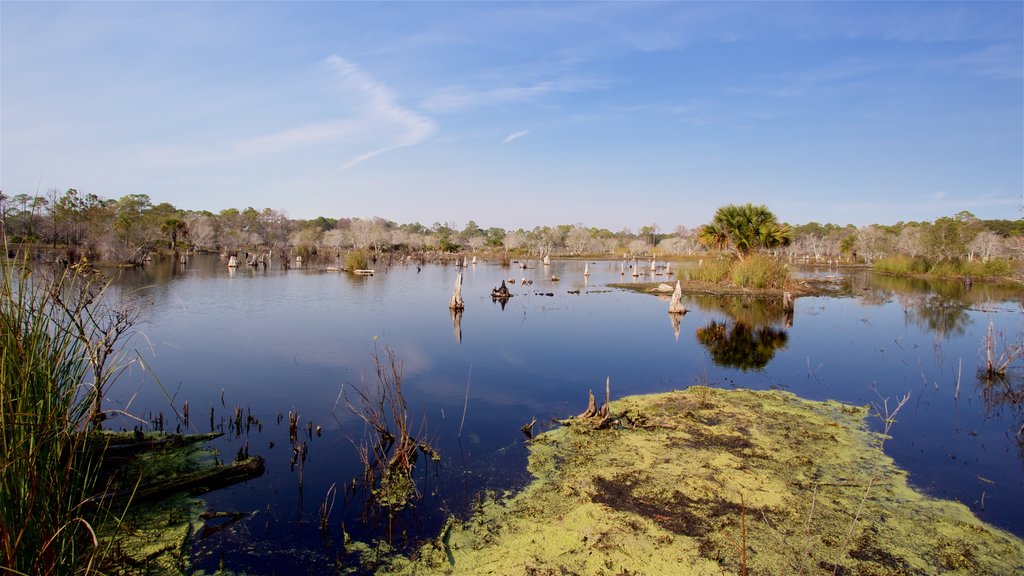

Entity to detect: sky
[2,1,1022,232]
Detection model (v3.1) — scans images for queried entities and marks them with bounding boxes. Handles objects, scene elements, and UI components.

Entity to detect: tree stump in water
[668,281,687,314]
[449,271,465,310]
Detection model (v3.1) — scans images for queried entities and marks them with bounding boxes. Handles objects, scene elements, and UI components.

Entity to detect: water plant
[343,344,440,515]
[0,250,119,573]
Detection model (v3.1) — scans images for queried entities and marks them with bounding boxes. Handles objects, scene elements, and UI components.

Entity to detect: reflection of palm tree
[696,320,788,371]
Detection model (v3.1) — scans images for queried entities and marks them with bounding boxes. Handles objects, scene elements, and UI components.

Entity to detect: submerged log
[90,431,223,458]
[98,456,266,506]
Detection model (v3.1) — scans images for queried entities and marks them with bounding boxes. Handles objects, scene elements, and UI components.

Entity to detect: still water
[108,254,1023,572]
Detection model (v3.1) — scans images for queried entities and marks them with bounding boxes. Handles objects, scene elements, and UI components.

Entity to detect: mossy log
[96,456,265,506]
[87,431,223,458]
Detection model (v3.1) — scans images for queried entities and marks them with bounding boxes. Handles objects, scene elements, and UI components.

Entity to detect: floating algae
[92,431,264,575]
[380,387,1024,575]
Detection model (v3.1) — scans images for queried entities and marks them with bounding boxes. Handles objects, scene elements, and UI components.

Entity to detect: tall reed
[729,254,790,289]
[0,250,118,574]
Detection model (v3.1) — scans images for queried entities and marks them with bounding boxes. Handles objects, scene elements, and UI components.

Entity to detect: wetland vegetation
[3,195,1023,574]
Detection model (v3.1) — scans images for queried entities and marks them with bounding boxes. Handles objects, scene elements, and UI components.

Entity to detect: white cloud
[502,130,529,144]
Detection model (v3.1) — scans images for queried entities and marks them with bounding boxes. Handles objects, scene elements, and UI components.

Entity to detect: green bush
[730,254,790,289]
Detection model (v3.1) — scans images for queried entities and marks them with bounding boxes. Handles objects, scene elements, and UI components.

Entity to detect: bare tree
[967,231,1006,262]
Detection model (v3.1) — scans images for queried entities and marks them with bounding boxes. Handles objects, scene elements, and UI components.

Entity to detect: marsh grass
[688,258,731,283]
[2,254,99,573]
[729,254,790,290]
[1,244,139,574]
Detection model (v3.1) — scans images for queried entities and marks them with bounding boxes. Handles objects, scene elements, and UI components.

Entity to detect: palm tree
[697,203,791,259]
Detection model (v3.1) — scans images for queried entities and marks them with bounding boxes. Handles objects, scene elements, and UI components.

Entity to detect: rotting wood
[89,431,223,458]
[520,417,538,439]
[577,389,597,419]
[95,456,265,507]
[573,377,615,428]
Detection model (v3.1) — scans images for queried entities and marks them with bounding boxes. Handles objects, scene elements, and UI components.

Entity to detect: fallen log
[88,431,223,458]
[94,456,266,507]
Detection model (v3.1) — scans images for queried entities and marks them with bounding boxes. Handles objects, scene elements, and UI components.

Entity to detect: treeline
[1,189,1021,271]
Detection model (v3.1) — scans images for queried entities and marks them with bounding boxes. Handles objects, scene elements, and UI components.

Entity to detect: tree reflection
[696,320,789,371]
[899,293,972,339]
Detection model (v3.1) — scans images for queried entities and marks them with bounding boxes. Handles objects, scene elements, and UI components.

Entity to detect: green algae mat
[375,387,1023,575]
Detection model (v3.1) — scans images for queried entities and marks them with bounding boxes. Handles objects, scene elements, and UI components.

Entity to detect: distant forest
[2,189,1022,270]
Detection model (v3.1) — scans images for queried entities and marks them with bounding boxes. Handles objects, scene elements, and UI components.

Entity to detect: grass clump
[729,254,790,289]
[1,255,106,573]
[689,258,731,283]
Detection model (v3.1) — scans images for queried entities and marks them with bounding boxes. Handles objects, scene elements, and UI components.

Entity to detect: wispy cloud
[502,130,529,144]
[132,55,437,173]
[322,55,437,170]
[421,77,608,113]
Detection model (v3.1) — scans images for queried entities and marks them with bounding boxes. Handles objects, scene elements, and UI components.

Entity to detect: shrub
[730,254,790,289]
[345,250,370,271]
[965,259,1012,278]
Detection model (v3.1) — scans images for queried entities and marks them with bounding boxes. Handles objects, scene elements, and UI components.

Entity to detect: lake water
[106,254,1023,573]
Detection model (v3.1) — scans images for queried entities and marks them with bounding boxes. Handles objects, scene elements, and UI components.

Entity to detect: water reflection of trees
[898,293,972,338]
[688,295,791,327]
[689,295,791,370]
[845,272,1017,340]
[696,321,789,371]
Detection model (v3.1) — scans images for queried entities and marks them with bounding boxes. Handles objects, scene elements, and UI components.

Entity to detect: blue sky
[2,1,1021,231]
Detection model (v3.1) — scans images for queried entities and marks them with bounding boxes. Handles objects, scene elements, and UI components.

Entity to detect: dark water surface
[107,255,1023,572]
